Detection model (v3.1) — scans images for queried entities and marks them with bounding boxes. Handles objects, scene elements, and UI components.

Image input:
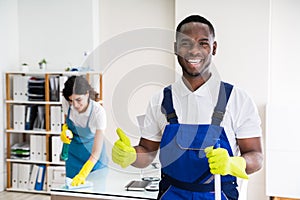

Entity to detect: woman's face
[68,92,89,113]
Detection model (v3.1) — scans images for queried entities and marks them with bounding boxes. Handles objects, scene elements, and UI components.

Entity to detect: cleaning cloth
[64,177,93,189]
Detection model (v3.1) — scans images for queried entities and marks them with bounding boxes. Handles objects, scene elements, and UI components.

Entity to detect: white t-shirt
[62,99,107,134]
[141,73,262,156]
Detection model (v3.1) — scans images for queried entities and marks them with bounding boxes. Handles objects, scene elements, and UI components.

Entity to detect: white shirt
[141,72,262,156]
[62,99,107,134]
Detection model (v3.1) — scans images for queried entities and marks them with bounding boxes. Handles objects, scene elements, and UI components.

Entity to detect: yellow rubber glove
[60,124,73,144]
[112,128,136,168]
[71,160,95,186]
[205,146,249,179]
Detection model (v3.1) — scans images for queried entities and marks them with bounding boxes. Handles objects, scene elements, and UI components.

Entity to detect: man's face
[175,22,216,78]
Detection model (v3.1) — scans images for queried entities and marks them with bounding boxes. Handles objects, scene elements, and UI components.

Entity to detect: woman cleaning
[61,75,107,187]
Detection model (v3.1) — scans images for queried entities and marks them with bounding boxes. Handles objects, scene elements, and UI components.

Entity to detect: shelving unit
[4,71,103,194]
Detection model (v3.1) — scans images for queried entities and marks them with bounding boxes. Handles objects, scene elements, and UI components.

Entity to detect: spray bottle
[60,130,73,161]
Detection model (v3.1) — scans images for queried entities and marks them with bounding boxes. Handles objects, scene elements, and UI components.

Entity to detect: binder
[34,165,46,191]
[25,106,31,130]
[50,106,62,132]
[47,166,65,192]
[59,76,68,102]
[51,136,62,163]
[50,76,59,101]
[46,166,54,192]
[33,106,45,130]
[35,135,42,161]
[12,163,19,188]
[13,75,29,101]
[30,135,36,161]
[28,164,39,190]
[30,135,38,161]
[41,135,47,161]
[13,75,20,101]
[26,105,38,130]
[18,164,30,189]
[30,135,46,161]
[13,105,26,130]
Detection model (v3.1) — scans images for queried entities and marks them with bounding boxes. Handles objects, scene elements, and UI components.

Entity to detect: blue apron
[65,101,107,178]
[158,82,238,200]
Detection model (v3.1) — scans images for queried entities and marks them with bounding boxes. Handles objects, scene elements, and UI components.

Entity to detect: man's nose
[188,43,201,55]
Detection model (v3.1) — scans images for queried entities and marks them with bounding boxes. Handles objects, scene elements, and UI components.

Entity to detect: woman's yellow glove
[205,146,248,179]
[112,128,136,168]
[60,124,73,144]
[71,160,94,186]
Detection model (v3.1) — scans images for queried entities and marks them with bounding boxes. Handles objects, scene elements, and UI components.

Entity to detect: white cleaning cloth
[65,177,93,189]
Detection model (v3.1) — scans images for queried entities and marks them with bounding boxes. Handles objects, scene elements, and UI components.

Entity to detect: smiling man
[112,15,263,200]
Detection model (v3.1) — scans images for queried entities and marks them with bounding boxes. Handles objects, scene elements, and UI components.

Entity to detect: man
[112,15,263,200]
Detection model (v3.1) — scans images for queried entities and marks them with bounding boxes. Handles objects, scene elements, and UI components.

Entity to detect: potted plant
[21,63,29,71]
[38,59,47,70]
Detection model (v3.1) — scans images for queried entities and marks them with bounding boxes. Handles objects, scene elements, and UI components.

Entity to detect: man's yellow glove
[60,124,73,144]
[112,128,136,168]
[205,146,248,179]
[71,160,94,186]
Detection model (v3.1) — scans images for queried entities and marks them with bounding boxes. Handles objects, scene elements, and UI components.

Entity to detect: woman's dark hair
[62,75,100,102]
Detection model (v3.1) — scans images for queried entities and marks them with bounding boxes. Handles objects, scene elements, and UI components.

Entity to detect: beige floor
[0,191,50,200]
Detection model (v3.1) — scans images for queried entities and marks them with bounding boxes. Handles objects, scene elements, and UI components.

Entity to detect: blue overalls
[158,82,238,200]
[65,101,108,178]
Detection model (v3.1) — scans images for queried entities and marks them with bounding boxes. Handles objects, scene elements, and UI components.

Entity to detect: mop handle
[214,139,221,200]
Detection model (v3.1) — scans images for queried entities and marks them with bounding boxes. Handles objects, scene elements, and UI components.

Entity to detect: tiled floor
[0,191,50,200]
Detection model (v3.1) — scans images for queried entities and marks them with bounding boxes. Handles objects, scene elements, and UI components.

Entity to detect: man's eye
[199,42,209,47]
[180,41,192,47]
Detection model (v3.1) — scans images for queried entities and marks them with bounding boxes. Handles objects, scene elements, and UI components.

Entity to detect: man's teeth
[188,59,201,64]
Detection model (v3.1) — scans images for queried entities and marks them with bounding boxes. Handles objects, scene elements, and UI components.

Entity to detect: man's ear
[174,42,178,55]
[212,41,217,55]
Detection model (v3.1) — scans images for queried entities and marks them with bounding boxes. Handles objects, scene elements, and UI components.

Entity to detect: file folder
[12,163,19,188]
[28,165,39,190]
[34,165,46,191]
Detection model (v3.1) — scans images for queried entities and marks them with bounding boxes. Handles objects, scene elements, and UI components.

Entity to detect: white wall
[0,0,19,191]
[269,0,300,104]
[266,0,300,198]
[18,0,94,70]
[175,1,269,200]
[97,0,175,155]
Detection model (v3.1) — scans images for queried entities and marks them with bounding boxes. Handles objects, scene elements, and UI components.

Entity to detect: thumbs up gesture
[112,128,136,168]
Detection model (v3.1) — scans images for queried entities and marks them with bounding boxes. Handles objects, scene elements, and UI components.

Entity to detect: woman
[61,75,107,186]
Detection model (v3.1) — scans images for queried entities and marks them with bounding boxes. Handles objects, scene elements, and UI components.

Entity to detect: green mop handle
[60,143,69,161]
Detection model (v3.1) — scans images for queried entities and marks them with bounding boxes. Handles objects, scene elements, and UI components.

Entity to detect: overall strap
[85,101,94,127]
[161,85,178,124]
[67,105,71,118]
[211,82,233,126]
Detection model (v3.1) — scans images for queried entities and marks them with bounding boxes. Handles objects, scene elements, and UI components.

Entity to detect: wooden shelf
[6,187,50,194]
[5,71,103,194]
[6,159,65,166]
